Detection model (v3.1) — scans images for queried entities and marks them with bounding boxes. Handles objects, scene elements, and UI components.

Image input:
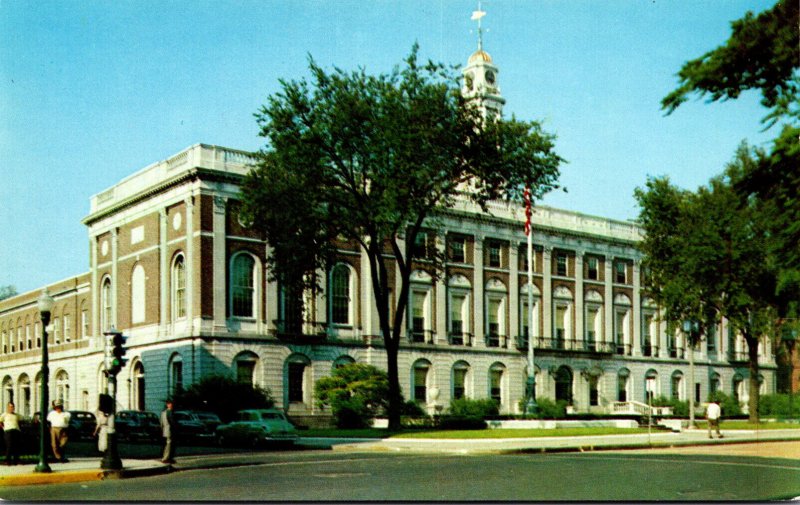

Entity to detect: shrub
[437,416,487,430]
[651,396,690,417]
[708,391,742,417]
[315,363,390,429]
[533,398,566,419]
[171,374,274,423]
[400,400,427,417]
[448,398,499,418]
[757,393,797,418]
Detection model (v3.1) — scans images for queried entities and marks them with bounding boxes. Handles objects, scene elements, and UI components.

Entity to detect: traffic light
[104,328,128,376]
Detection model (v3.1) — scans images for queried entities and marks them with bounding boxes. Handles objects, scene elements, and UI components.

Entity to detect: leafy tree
[242,45,562,429]
[0,285,17,301]
[315,363,390,428]
[636,150,779,422]
[171,375,274,423]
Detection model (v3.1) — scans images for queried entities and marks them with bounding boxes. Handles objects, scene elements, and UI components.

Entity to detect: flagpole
[524,186,537,416]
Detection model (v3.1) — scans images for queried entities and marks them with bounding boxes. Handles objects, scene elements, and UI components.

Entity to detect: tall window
[131,264,146,324]
[412,233,429,259]
[449,236,466,263]
[671,371,683,400]
[278,283,304,334]
[586,257,599,280]
[450,294,466,343]
[55,370,69,409]
[329,264,351,325]
[101,278,112,332]
[489,364,505,406]
[25,322,31,349]
[554,366,572,404]
[487,242,501,268]
[410,290,428,343]
[642,314,654,356]
[63,316,71,342]
[81,309,89,339]
[235,354,257,385]
[645,371,658,403]
[452,362,469,400]
[556,253,568,276]
[617,370,629,402]
[413,361,430,403]
[53,317,60,345]
[169,356,183,395]
[230,254,255,318]
[614,260,627,284]
[286,355,310,404]
[172,255,186,320]
[589,376,599,406]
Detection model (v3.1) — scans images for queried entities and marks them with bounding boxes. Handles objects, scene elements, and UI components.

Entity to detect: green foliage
[241,44,563,429]
[448,398,499,418]
[0,285,17,302]
[315,363,390,429]
[533,398,567,419]
[708,391,743,417]
[662,0,799,126]
[170,375,274,423]
[400,400,427,417]
[651,396,689,418]
[757,393,799,418]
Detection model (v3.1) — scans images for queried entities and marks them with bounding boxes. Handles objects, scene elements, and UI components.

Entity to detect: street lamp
[34,289,54,474]
[683,319,699,428]
[781,325,798,421]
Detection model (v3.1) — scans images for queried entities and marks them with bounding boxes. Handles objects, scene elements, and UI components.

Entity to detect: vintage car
[215,409,298,448]
[173,411,211,442]
[68,411,98,440]
[115,410,161,442]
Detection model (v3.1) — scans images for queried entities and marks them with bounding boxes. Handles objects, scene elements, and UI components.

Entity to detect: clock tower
[462,7,505,119]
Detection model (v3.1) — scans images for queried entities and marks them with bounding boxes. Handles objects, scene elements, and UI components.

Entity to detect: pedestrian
[94,409,109,453]
[47,399,71,462]
[706,399,723,439]
[0,402,22,465]
[160,399,176,464]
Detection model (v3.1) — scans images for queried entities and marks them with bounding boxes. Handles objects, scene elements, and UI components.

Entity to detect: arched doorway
[555,366,573,404]
[133,362,145,411]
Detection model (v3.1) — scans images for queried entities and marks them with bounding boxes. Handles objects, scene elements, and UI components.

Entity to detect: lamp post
[34,289,54,473]
[683,319,699,428]
[781,325,797,421]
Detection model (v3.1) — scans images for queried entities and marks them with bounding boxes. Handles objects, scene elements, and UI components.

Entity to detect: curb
[0,464,171,487]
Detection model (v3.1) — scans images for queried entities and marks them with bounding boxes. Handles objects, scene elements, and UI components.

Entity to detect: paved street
[2,442,799,501]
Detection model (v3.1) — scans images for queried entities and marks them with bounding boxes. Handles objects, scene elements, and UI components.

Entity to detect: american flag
[524,186,532,236]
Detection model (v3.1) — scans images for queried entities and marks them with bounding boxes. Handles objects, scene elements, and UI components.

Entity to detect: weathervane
[471,1,487,51]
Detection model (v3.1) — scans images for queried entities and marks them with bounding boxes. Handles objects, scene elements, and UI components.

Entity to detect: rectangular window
[411,292,426,342]
[414,367,427,402]
[490,370,502,405]
[453,368,466,400]
[236,361,254,385]
[486,298,501,347]
[81,310,89,339]
[288,363,305,402]
[449,237,465,263]
[642,315,653,356]
[487,242,501,268]
[554,305,566,349]
[586,257,598,280]
[26,325,31,350]
[615,311,626,354]
[615,261,627,284]
[589,377,599,406]
[556,253,568,276]
[695,383,701,403]
[412,233,428,259]
[671,376,681,400]
[171,361,183,393]
[707,323,717,352]
[53,319,60,345]
[63,316,71,342]
[450,295,464,336]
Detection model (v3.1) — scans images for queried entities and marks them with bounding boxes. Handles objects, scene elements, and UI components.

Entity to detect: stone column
[473,235,485,348]
[111,228,118,328]
[159,209,168,335]
[658,309,669,358]
[90,235,99,341]
[632,259,641,357]
[604,255,613,349]
[575,250,584,350]
[212,196,227,332]
[508,242,519,346]
[435,232,447,345]
[542,246,553,343]
[185,196,195,334]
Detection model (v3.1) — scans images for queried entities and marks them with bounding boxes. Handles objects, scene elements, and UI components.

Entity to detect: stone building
[0,43,776,423]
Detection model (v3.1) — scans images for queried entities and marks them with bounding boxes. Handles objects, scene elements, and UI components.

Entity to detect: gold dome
[468,50,493,65]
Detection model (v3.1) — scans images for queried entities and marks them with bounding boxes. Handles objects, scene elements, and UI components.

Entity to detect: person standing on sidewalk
[47,400,72,462]
[160,399,176,464]
[706,399,723,439]
[93,409,109,453]
[0,402,22,465]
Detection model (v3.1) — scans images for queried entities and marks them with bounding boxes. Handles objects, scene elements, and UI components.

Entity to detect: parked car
[68,411,97,440]
[215,409,298,448]
[115,410,161,442]
[173,411,210,442]
[176,410,222,440]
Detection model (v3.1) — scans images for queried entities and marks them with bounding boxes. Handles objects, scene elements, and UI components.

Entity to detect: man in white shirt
[0,402,21,465]
[47,400,71,462]
[706,399,723,439]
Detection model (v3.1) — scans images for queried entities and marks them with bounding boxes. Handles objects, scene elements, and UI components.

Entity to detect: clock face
[465,72,474,89]
[485,69,496,85]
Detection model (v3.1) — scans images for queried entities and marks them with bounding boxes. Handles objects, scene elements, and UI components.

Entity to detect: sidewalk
[0,458,168,487]
[2,429,798,487]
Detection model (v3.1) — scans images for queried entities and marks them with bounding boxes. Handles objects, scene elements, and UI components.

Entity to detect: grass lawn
[300,427,652,439]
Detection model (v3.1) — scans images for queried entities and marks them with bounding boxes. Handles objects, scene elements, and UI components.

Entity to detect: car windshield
[260,412,283,420]
[196,413,219,421]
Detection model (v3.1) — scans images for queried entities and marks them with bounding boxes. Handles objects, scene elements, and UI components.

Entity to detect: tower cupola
[462,6,505,119]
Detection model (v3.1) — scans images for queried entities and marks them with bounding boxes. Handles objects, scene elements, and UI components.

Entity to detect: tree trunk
[385,338,402,430]
[747,336,760,423]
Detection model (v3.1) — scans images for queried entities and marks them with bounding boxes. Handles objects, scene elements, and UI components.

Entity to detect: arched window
[645,369,659,403]
[617,368,630,402]
[709,372,721,396]
[412,359,432,403]
[329,264,352,326]
[131,264,146,324]
[552,286,573,350]
[133,361,146,411]
[485,279,507,348]
[613,293,632,356]
[448,275,472,346]
[409,271,433,344]
[168,354,183,396]
[584,290,603,351]
[489,363,506,407]
[17,374,31,418]
[554,365,572,404]
[172,255,186,320]
[101,277,112,332]
[671,371,684,401]
[285,354,310,404]
[2,376,13,407]
[230,253,256,318]
[332,355,355,371]
[234,351,259,386]
[452,361,470,400]
[55,370,69,409]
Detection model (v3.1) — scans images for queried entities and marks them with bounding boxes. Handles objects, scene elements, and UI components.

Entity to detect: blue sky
[1,0,777,294]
